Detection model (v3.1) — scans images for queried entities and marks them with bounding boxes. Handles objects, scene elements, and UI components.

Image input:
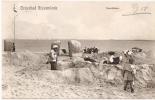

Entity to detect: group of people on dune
[83,47,99,54]
[46,41,136,93]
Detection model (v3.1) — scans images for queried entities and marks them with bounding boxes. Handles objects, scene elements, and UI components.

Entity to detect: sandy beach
[2,0,155,99]
[2,50,155,99]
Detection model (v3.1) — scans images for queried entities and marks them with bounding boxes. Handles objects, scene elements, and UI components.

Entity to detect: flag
[14,9,17,13]
[13,4,17,13]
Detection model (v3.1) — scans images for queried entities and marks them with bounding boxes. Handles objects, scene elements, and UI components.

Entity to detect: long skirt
[50,62,57,70]
[124,80,134,93]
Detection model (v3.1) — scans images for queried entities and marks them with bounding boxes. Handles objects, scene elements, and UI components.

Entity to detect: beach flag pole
[13,4,17,52]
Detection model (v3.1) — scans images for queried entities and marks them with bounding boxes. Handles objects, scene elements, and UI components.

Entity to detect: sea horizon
[3,39,155,53]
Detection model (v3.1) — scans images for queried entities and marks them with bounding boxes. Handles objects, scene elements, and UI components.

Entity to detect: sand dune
[2,50,155,98]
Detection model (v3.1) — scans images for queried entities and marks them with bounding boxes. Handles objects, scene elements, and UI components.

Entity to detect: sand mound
[12,50,46,70]
[71,58,155,87]
[98,63,155,87]
[135,64,155,87]
[43,68,94,84]
[15,67,94,85]
[10,51,93,84]
[8,51,155,87]
[133,51,155,64]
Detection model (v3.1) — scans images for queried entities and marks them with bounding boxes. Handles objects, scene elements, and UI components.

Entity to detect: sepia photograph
[2,0,155,99]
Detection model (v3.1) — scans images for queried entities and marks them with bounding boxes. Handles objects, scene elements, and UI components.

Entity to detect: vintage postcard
[2,0,155,99]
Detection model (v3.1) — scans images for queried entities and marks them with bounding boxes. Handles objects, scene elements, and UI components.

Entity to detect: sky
[2,1,155,40]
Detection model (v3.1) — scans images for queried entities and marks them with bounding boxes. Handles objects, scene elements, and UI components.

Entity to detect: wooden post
[68,41,72,58]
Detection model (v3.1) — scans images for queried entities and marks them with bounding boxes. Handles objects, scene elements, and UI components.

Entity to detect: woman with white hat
[46,48,58,70]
